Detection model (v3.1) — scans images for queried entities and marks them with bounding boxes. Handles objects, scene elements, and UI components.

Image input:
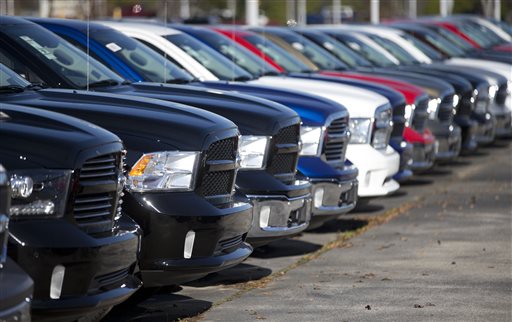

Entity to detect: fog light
[50,265,65,299]
[314,187,324,208]
[259,206,271,228]
[184,230,195,259]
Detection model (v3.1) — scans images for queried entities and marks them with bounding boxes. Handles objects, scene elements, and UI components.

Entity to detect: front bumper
[456,117,479,153]
[9,215,141,322]
[491,104,512,138]
[428,121,462,161]
[0,258,33,322]
[124,191,253,287]
[473,112,496,145]
[346,144,400,198]
[410,142,436,173]
[390,139,413,183]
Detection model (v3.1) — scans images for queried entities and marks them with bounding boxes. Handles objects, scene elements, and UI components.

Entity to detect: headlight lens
[488,84,498,100]
[300,126,323,156]
[127,151,199,191]
[453,94,460,108]
[9,170,72,219]
[239,136,269,169]
[427,98,441,120]
[348,118,371,144]
[404,104,414,126]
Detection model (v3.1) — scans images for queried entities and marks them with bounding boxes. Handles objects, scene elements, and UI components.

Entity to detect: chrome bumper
[311,179,358,216]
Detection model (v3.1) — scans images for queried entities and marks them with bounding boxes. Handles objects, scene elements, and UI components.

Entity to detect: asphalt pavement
[105,140,512,322]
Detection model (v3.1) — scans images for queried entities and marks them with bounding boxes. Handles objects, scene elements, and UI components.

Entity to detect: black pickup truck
[0,62,253,289]
[0,163,33,322]
[0,104,141,322]
[1,16,313,248]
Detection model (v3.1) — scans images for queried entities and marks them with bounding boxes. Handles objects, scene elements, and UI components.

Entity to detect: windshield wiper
[232,76,253,82]
[86,79,120,88]
[0,85,25,93]
[261,71,281,76]
[25,82,46,90]
[165,78,192,84]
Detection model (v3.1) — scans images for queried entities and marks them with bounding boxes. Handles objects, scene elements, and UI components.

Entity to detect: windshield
[399,32,443,60]
[242,34,312,73]
[302,31,373,68]
[267,30,347,71]
[93,29,193,83]
[185,29,278,77]
[0,63,31,87]
[456,23,494,47]
[366,34,420,65]
[424,32,466,57]
[3,24,123,88]
[464,21,503,45]
[164,33,253,81]
[434,26,474,51]
[328,33,397,67]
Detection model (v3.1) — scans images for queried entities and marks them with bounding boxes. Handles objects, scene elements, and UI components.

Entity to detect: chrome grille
[323,117,349,163]
[198,137,237,198]
[73,153,120,235]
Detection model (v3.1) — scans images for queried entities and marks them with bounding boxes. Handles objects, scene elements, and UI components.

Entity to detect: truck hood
[102,83,299,136]
[194,81,349,127]
[289,72,406,108]
[248,76,390,118]
[0,103,121,169]
[446,58,512,83]
[1,89,237,164]
[398,66,473,93]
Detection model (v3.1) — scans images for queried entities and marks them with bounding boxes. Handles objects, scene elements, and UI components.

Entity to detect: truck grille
[438,95,455,123]
[495,83,508,106]
[391,103,406,138]
[93,267,130,291]
[73,153,121,235]
[214,234,244,255]
[323,117,349,163]
[266,124,300,183]
[197,137,237,198]
[458,90,474,118]
[412,98,428,132]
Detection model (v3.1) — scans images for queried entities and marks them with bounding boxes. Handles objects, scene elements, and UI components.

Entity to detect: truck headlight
[127,151,199,191]
[9,170,72,219]
[300,126,323,156]
[427,98,441,120]
[348,118,371,144]
[239,136,269,169]
[404,104,414,126]
[488,84,498,100]
[453,94,460,108]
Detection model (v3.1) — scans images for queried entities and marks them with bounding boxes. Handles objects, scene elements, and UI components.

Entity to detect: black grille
[438,95,454,123]
[79,154,117,181]
[327,117,348,135]
[273,124,299,144]
[412,98,428,132]
[197,137,237,198]
[266,124,300,181]
[206,137,237,161]
[73,153,120,235]
[323,117,349,163]
[215,234,244,254]
[458,90,474,117]
[391,103,406,138]
[94,267,129,290]
[199,171,234,197]
[496,83,508,106]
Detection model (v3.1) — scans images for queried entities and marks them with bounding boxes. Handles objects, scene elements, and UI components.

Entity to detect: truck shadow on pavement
[103,289,212,322]
[307,218,369,234]
[251,238,323,258]
[186,263,273,286]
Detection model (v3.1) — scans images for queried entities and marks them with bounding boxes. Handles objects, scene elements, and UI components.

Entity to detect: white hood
[446,58,512,83]
[248,76,390,118]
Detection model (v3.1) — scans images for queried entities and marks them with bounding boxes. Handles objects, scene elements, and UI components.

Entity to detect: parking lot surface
[105,141,511,322]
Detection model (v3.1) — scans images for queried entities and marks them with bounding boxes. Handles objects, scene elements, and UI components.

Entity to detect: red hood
[320,71,425,105]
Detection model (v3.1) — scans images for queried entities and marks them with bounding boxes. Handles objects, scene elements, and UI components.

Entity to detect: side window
[137,39,184,69]
[0,50,44,84]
